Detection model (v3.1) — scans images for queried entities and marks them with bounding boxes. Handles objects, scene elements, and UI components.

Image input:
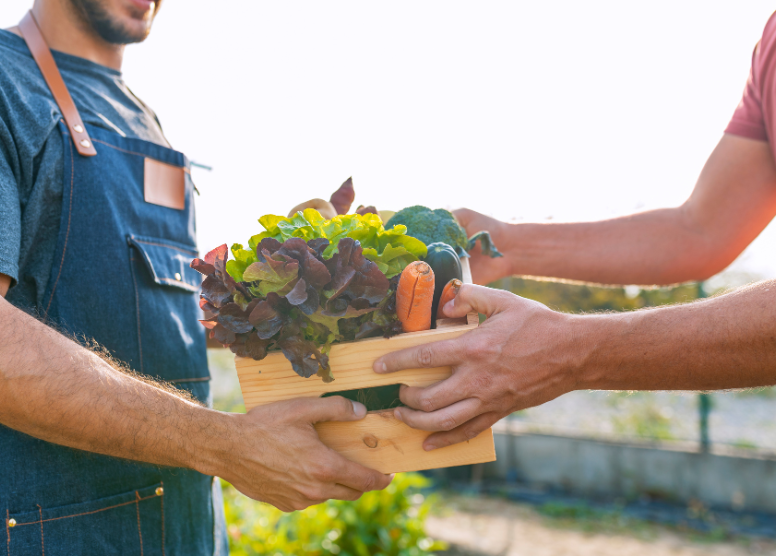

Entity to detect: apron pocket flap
[129,235,200,293]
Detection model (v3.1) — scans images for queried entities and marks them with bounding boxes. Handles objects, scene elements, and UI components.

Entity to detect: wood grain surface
[315,411,495,474]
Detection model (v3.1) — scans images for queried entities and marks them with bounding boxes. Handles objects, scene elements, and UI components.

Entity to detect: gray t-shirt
[0,29,169,311]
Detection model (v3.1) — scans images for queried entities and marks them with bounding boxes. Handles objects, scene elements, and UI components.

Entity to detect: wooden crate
[235,259,496,474]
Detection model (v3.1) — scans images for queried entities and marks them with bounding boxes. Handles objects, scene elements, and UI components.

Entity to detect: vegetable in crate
[329,177,355,215]
[437,279,463,318]
[386,205,503,259]
[396,261,435,333]
[424,241,463,319]
[191,209,427,382]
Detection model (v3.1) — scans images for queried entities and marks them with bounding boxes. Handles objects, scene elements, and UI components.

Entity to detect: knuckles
[416,346,435,367]
[419,395,435,413]
[359,473,378,492]
[466,337,500,363]
[465,372,494,396]
[439,415,458,432]
[311,463,337,483]
[301,486,327,501]
[331,396,354,416]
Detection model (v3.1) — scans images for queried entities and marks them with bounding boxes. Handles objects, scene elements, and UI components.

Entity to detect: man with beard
[0,1,391,553]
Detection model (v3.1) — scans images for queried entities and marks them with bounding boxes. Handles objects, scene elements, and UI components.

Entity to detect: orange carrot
[436,279,462,319]
[396,261,435,332]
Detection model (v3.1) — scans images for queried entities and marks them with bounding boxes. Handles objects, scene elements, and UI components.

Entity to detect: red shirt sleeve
[725,13,776,142]
[725,43,768,141]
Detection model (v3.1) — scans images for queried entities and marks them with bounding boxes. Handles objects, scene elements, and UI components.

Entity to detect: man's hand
[373,279,776,452]
[453,209,514,285]
[212,397,393,512]
[373,284,577,451]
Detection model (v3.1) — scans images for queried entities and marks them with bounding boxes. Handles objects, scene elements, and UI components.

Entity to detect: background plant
[223,473,447,556]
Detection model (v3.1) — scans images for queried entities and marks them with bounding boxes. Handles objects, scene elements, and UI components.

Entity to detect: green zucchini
[424,242,463,320]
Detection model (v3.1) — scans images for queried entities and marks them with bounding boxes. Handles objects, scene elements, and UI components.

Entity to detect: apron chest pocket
[5,482,165,556]
[128,235,201,292]
[126,235,211,398]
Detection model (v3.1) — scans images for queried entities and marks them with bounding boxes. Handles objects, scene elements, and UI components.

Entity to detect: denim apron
[2,18,229,556]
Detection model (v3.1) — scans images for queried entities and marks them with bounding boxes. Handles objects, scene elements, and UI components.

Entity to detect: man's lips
[126,0,155,12]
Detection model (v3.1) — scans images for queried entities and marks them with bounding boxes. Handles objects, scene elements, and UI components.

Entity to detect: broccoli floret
[386,205,503,258]
[387,206,467,253]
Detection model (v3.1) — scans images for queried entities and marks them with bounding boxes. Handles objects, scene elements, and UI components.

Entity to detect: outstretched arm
[459,134,776,286]
[374,282,776,450]
[0,281,390,511]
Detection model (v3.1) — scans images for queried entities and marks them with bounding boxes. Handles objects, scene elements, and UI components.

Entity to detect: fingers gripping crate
[234,259,497,474]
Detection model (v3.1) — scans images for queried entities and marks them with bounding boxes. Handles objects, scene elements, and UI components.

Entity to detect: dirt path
[426,498,776,556]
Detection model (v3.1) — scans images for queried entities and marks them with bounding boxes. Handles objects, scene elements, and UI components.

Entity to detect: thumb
[299,396,368,424]
[441,284,510,319]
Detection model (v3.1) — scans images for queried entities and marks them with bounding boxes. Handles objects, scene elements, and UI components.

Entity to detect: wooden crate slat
[315,413,495,474]
[237,325,475,407]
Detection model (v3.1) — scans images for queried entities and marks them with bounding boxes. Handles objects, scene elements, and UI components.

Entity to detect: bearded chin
[69,0,157,45]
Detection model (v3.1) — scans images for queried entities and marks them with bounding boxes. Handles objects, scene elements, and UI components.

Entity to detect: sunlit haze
[4,1,776,287]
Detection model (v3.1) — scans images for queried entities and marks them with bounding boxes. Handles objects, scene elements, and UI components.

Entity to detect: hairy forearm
[0,296,233,473]
[500,207,715,286]
[573,280,776,391]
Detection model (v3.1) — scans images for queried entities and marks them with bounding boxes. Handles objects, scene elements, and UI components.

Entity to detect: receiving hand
[453,208,514,285]
[373,284,578,451]
[222,397,392,512]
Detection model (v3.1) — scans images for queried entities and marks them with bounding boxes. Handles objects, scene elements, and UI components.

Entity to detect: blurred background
[5,0,776,554]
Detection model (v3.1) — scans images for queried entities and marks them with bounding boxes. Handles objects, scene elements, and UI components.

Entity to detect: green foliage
[732,439,758,450]
[494,276,701,314]
[223,473,447,556]
[247,209,427,277]
[604,392,677,441]
[538,501,605,520]
[611,400,675,440]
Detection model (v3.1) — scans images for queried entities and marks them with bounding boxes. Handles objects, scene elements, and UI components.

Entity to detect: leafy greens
[192,210,426,382]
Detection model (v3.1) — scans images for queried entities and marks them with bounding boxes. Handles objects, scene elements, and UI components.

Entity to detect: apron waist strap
[18,11,97,158]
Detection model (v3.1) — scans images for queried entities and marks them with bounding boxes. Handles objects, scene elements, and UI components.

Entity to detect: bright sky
[3,1,776,287]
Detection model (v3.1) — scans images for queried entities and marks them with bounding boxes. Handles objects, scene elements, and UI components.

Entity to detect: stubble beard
[68,0,158,45]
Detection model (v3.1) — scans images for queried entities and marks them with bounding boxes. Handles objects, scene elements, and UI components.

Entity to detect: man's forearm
[502,207,710,285]
[573,280,776,391]
[0,296,231,473]
[483,135,776,286]
[0,295,395,510]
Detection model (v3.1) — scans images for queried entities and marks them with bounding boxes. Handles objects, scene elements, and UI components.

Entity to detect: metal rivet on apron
[155,487,164,496]
[73,124,84,133]
[7,518,16,527]
[80,139,91,148]
[174,272,182,281]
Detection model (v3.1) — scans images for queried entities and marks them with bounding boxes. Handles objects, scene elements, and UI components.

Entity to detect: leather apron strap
[18,11,97,157]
